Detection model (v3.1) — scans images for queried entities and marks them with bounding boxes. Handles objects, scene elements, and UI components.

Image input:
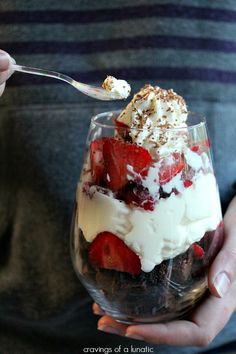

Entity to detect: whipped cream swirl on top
[102,76,131,100]
[117,84,188,156]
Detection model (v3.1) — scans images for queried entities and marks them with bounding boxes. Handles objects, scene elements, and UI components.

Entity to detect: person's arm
[95,196,236,346]
[0,50,15,96]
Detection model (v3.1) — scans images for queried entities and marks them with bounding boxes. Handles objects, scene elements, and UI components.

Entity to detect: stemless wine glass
[70,110,223,324]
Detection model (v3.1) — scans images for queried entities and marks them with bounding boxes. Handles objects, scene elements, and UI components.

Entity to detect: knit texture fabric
[0,1,236,353]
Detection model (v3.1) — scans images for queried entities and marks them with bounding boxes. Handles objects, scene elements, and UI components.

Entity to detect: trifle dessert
[71,84,223,323]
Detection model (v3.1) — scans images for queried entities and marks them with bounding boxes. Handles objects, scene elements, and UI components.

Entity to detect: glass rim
[91,110,206,132]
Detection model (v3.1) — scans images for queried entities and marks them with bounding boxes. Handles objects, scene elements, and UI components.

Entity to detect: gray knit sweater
[0,1,236,353]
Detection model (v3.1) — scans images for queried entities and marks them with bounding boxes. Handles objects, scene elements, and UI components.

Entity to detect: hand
[94,196,236,347]
[0,50,15,96]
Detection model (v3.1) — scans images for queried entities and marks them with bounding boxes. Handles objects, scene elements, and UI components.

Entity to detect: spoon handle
[12,64,118,101]
[12,64,75,86]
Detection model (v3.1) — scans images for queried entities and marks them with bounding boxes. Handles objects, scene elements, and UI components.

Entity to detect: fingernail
[214,272,231,298]
[93,309,104,315]
[125,332,145,341]
[0,52,9,69]
[93,309,105,316]
[92,304,105,316]
[98,325,122,336]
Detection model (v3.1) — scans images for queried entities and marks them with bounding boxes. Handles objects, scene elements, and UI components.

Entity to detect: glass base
[71,221,223,324]
[82,277,208,324]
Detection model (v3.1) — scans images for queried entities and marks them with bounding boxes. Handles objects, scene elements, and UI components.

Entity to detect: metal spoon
[12,64,128,101]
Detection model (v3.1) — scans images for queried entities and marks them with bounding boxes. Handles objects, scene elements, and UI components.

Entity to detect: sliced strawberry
[158,153,184,185]
[191,145,199,153]
[190,139,210,154]
[90,138,106,184]
[118,181,155,211]
[184,180,193,188]
[192,243,205,258]
[103,138,152,191]
[89,232,141,275]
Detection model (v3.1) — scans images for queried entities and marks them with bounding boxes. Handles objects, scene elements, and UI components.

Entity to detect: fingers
[93,303,128,337]
[0,51,9,96]
[97,315,128,337]
[95,283,236,346]
[224,196,236,236]
[208,197,236,298]
[0,50,16,96]
[92,303,105,316]
[0,51,10,73]
[95,283,236,345]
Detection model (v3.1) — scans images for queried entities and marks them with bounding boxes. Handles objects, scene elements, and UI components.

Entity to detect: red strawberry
[192,243,205,258]
[103,138,152,191]
[158,153,184,185]
[191,145,199,153]
[89,232,141,275]
[184,180,193,188]
[118,181,155,211]
[190,139,210,154]
[90,138,106,184]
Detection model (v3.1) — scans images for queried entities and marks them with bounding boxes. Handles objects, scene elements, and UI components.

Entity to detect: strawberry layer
[78,171,222,272]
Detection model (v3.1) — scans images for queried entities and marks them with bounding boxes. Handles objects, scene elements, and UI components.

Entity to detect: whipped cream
[78,172,221,272]
[117,85,188,157]
[102,76,131,99]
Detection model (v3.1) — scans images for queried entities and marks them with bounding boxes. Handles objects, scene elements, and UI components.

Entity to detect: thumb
[0,51,10,72]
[0,50,16,80]
[0,50,16,96]
[208,198,236,298]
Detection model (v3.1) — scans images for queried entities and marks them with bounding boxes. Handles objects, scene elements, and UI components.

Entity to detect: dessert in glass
[71,84,223,324]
